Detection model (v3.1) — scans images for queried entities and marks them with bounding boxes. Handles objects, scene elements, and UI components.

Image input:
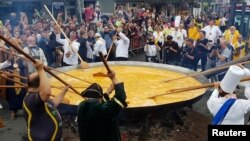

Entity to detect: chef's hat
[220,65,245,94]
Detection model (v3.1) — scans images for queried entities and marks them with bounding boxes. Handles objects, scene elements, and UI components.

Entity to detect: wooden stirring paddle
[93,51,112,77]
[0,34,80,95]
[44,5,89,69]
[99,51,112,73]
[149,76,250,99]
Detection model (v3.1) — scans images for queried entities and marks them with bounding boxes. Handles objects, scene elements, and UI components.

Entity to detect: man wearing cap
[77,70,127,141]
[93,32,107,62]
[207,64,250,125]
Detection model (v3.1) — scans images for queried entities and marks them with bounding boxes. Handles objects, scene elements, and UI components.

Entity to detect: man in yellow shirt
[188,22,199,41]
[163,22,174,37]
[233,34,246,61]
[224,26,240,46]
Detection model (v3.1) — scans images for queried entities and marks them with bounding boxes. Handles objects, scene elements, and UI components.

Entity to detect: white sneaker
[0,103,2,109]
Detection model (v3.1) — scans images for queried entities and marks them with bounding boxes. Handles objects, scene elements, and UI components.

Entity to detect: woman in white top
[207,64,250,125]
[144,36,161,63]
[153,25,164,60]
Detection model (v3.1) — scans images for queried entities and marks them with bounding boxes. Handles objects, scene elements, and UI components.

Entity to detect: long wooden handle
[0,70,27,80]
[151,76,250,98]
[169,83,214,93]
[0,34,80,94]
[0,85,26,88]
[0,75,27,87]
[0,35,35,63]
[105,42,114,61]
[105,32,117,61]
[44,5,88,67]
[52,85,88,89]
[47,66,93,84]
[164,60,250,83]
[98,51,112,73]
[44,5,67,41]
[1,49,88,84]
[51,86,75,93]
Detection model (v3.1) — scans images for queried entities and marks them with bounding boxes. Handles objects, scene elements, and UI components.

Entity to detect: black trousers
[115,57,128,61]
[194,52,207,71]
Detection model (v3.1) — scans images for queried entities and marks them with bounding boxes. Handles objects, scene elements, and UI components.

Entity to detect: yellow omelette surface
[50,66,205,108]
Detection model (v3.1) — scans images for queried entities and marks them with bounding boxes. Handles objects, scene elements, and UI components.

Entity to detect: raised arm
[35,60,51,101]
[108,70,126,107]
[52,85,70,107]
[117,27,129,43]
[55,34,66,45]
[98,70,127,116]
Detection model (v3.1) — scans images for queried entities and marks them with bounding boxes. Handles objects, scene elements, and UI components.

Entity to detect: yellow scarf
[13,69,21,95]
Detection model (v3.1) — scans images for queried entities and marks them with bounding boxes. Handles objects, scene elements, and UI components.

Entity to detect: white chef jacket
[202,25,222,43]
[114,32,130,58]
[207,68,250,125]
[93,38,107,57]
[56,35,80,65]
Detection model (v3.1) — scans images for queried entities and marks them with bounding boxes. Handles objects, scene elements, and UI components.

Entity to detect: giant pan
[52,61,208,116]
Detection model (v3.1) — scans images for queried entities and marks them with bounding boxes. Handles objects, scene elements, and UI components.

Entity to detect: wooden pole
[149,76,250,99]
[44,5,89,69]
[0,70,27,80]
[47,66,93,84]
[164,60,250,83]
[0,34,80,95]
[0,75,27,87]
[93,51,112,77]
[1,48,91,84]
[105,32,117,61]
[0,85,26,88]
[98,51,112,73]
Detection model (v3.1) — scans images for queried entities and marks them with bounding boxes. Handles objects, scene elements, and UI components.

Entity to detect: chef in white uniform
[207,65,250,125]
